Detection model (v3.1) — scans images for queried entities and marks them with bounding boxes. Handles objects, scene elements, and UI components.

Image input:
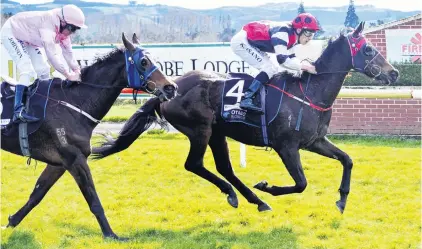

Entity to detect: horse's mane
[265,34,347,83]
[268,34,347,82]
[314,34,346,71]
[80,48,125,80]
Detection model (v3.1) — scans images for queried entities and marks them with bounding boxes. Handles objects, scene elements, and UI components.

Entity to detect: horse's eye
[364,46,375,56]
[141,59,148,67]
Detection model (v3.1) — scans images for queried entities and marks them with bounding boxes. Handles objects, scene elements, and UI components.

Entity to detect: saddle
[221,72,288,145]
[1,78,57,156]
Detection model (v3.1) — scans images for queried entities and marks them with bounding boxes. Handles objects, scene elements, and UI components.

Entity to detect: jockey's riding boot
[239,79,263,113]
[12,85,39,123]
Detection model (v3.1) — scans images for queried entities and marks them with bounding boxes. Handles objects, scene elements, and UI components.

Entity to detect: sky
[9,0,422,12]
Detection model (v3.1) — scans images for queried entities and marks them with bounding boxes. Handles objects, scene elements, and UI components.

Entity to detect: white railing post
[240,143,246,168]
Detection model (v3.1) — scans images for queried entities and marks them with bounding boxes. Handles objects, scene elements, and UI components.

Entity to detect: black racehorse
[1,33,177,239]
[92,23,399,214]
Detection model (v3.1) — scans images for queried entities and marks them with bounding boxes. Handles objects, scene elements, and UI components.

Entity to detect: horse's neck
[77,64,126,122]
[312,73,348,107]
[309,57,350,108]
[82,84,125,121]
[305,43,351,107]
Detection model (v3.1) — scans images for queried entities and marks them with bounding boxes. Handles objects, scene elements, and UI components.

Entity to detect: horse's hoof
[254,181,268,191]
[227,190,239,208]
[3,223,13,229]
[336,200,346,214]
[258,202,272,212]
[7,215,16,228]
[105,234,129,241]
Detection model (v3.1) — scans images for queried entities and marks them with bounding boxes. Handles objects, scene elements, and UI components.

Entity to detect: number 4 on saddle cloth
[1,78,57,156]
[221,73,287,145]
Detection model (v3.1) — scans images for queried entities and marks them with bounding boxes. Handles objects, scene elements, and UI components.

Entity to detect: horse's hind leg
[6,164,66,228]
[208,132,271,212]
[254,145,308,196]
[177,124,238,208]
[62,149,125,240]
[304,137,353,214]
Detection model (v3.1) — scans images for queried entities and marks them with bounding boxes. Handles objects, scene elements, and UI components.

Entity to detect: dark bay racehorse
[92,23,399,214]
[1,33,177,240]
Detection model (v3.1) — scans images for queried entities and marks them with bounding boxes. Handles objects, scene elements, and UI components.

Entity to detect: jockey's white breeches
[1,19,51,86]
[230,29,279,78]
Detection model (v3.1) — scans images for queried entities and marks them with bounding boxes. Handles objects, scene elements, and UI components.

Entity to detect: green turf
[1,135,420,249]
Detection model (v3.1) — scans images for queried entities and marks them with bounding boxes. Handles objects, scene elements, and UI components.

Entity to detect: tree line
[1,1,367,44]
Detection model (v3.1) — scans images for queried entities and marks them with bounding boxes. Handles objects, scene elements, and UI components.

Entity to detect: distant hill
[1,0,419,43]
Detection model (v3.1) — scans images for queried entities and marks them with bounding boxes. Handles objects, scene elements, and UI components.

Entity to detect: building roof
[363,13,421,34]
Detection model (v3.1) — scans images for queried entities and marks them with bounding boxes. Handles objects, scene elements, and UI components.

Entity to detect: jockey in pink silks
[1,4,87,123]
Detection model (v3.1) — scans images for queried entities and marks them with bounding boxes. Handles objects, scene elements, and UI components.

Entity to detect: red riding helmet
[292,13,319,31]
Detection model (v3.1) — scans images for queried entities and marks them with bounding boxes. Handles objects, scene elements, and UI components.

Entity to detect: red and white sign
[386,29,421,63]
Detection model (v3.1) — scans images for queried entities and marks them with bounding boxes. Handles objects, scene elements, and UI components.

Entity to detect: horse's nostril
[164,85,175,93]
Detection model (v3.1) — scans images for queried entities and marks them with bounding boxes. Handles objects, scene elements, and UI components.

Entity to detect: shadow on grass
[50,221,298,249]
[327,134,421,148]
[129,226,298,249]
[1,230,41,249]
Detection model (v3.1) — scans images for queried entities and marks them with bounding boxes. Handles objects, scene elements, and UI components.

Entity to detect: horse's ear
[122,32,135,52]
[353,22,365,37]
[132,33,140,45]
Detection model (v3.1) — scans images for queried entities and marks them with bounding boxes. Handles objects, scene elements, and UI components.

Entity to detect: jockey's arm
[39,28,71,78]
[271,32,302,71]
[60,38,80,73]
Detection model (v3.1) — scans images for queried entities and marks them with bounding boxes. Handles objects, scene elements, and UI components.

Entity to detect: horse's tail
[91,97,163,160]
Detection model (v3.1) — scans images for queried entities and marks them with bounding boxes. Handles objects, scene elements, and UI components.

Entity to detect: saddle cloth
[221,72,286,128]
[1,78,56,136]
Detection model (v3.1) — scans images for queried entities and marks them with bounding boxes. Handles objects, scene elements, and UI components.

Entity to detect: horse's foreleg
[63,150,126,240]
[254,146,308,196]
[305,136,353,213]
[208,133,271,212]
[180,125,238,209]
[6,164,66,228]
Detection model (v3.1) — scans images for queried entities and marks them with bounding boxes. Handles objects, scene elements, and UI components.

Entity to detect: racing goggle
[302,30,316,37]
[64,24,81,33]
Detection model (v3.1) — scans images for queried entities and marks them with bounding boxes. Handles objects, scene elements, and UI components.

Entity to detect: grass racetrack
[1,134,420,249]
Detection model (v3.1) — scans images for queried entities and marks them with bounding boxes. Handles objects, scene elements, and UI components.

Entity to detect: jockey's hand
[73,68,81,75]
[301,63,317,74]
[67,72,81,82]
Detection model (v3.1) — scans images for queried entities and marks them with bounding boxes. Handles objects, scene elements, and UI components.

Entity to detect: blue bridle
[124,46,158,91]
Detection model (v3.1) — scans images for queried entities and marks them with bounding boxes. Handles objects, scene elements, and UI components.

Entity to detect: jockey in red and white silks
[230,13,320,113]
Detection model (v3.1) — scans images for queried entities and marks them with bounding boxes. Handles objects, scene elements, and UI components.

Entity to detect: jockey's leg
[1,19,39,123]
[13,80,39,123]
[239,72,268,113]
[27,46,51,80]
[230,30,278,113]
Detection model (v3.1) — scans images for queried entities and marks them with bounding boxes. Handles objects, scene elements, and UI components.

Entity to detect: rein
[53,46,162,118]
[269,32,382,112]
[33,91,101,124]
[267,80,333,113]
[74,80,158,93]
[75,81,122,89]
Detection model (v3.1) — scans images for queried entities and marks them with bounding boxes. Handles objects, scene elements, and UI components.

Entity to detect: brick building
[363,14,421,62]
[329,98,421,135]
[326,14,422,135]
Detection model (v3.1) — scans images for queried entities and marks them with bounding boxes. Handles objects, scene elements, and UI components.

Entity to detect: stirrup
[239,99,263,113]
[13,108,39,123]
